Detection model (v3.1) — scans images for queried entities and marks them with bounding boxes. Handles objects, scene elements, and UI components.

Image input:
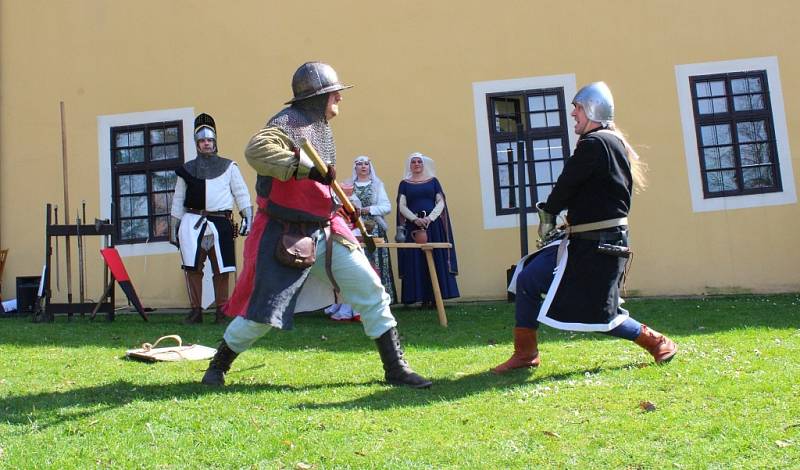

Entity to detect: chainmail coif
[267,94,336,165]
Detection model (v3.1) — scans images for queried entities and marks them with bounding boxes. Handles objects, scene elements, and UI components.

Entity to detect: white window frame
[473,74,578,230]
[675,56,796,212]
[97,107,195,257]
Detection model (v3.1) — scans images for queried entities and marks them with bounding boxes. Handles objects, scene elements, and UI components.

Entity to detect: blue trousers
[514,245,641,341]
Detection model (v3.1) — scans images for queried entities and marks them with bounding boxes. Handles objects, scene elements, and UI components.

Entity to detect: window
[110,121,182,244]
[675,57,796,213]
[690,71,781,197]
[487,89,570,216]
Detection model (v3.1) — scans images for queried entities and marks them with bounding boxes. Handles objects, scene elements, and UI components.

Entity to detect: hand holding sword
[300,139,377,253]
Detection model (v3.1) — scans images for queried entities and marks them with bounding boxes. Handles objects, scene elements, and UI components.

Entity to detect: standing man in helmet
[201,61,431,389]
[170,113,253,324]
[493,82,677,374]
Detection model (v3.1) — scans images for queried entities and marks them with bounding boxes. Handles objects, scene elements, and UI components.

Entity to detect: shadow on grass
[0,361,637,429]
[1,294,798,352]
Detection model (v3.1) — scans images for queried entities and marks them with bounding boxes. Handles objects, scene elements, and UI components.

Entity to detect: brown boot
[492,327,540,374]
[214,306,228,324]
[634,324,677,364]
[183,307,203,324]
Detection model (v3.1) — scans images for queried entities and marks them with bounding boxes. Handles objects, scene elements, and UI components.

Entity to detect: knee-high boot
[375,327,432,389]
[184,270,204,324]
[634,325,677,364]
[201,340,239,386]
[492,327,540,374]
[212,273,230,324]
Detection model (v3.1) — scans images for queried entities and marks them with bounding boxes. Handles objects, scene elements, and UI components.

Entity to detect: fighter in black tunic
[494,82,677,374]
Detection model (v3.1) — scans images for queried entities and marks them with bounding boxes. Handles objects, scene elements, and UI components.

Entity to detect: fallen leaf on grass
[543,430,561,439]
[639,401,657,412]
[296,462,314,469]
[776,440,793,448]
[355,450,367,456]
[282,440,295,449]
[784,423,800,430]
[320,335,328,341]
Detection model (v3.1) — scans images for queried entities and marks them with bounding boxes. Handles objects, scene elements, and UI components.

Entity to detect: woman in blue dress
[396,152,459,307]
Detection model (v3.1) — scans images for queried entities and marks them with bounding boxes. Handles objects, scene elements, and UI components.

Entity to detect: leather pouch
[275,223,316,268]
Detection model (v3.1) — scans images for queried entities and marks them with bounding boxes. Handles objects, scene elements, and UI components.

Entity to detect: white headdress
[404,152,436,180]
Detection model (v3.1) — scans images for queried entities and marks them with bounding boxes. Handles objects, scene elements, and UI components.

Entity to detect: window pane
[530,112,547,128]
[544,94,558,110]
[733,95,751,111]
[500,189,510,209]
[536,185,552,204]
[129,147,145,163]
[532,140,551,160]
[152,146,165,160]
[121,220,134,240]
[164,144,180,160]
[118,173,147,195]
[165,126,180,143]
[750,94,765,110]
[706,170,738,193]
[551,160,564,177]
[153,170,177,191]
[748,77,762,92]
[131,219,149,239]
[494,99,516,115]
[709,80,725,96]
[740,143,771,165]
[731,78,748,94]
[737,121,767,143]
[743,166,774,189]
[121,195,147,216]
[498,165,510,186]
[718,146,734,168]
[129,131,144,146]
[152,193,169,213]
[698,98,713,114]
[712,97,727,113]
[696,82,711,98]
[150,128,165,144]
[528,96,544,111]
[548,139,563,158]
[700,124,731,146]
[496,143,515,163]
[703,147,721,170]
[495,117,517,133]
[153,216,170,237]
[115,132,129,147]
[131,174,146,193]
[545,111,560,127]
[534,162,551,183]
[115,149,130,164]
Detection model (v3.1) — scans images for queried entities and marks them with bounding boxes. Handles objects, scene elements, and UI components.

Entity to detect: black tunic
[537,127,633,330]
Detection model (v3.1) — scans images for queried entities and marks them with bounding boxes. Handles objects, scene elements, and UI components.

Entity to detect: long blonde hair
[605,123,648,193]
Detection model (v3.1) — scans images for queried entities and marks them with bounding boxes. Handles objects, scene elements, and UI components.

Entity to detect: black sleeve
[542,137,605,214]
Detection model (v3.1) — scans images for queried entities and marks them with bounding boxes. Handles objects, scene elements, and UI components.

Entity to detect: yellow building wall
[1,0,798,307]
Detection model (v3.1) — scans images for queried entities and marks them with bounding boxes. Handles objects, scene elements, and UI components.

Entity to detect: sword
[54,205,60,292]
[300,139,376,253]
[77,212,85,306]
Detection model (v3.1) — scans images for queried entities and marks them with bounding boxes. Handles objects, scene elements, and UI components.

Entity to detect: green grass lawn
[1,295,799,469]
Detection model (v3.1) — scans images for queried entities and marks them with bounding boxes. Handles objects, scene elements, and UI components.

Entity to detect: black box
[16,276,41,313]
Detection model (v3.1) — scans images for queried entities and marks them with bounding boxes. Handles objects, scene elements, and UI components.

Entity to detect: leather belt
[186,208,232,217]
[567,217,628,234]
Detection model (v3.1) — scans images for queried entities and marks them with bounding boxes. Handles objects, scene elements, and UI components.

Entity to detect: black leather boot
[375,327,432,389]
[201,340,239,386]
[183,307,203,324]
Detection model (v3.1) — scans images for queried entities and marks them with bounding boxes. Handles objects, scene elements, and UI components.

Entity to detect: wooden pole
[60,101,73,307]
